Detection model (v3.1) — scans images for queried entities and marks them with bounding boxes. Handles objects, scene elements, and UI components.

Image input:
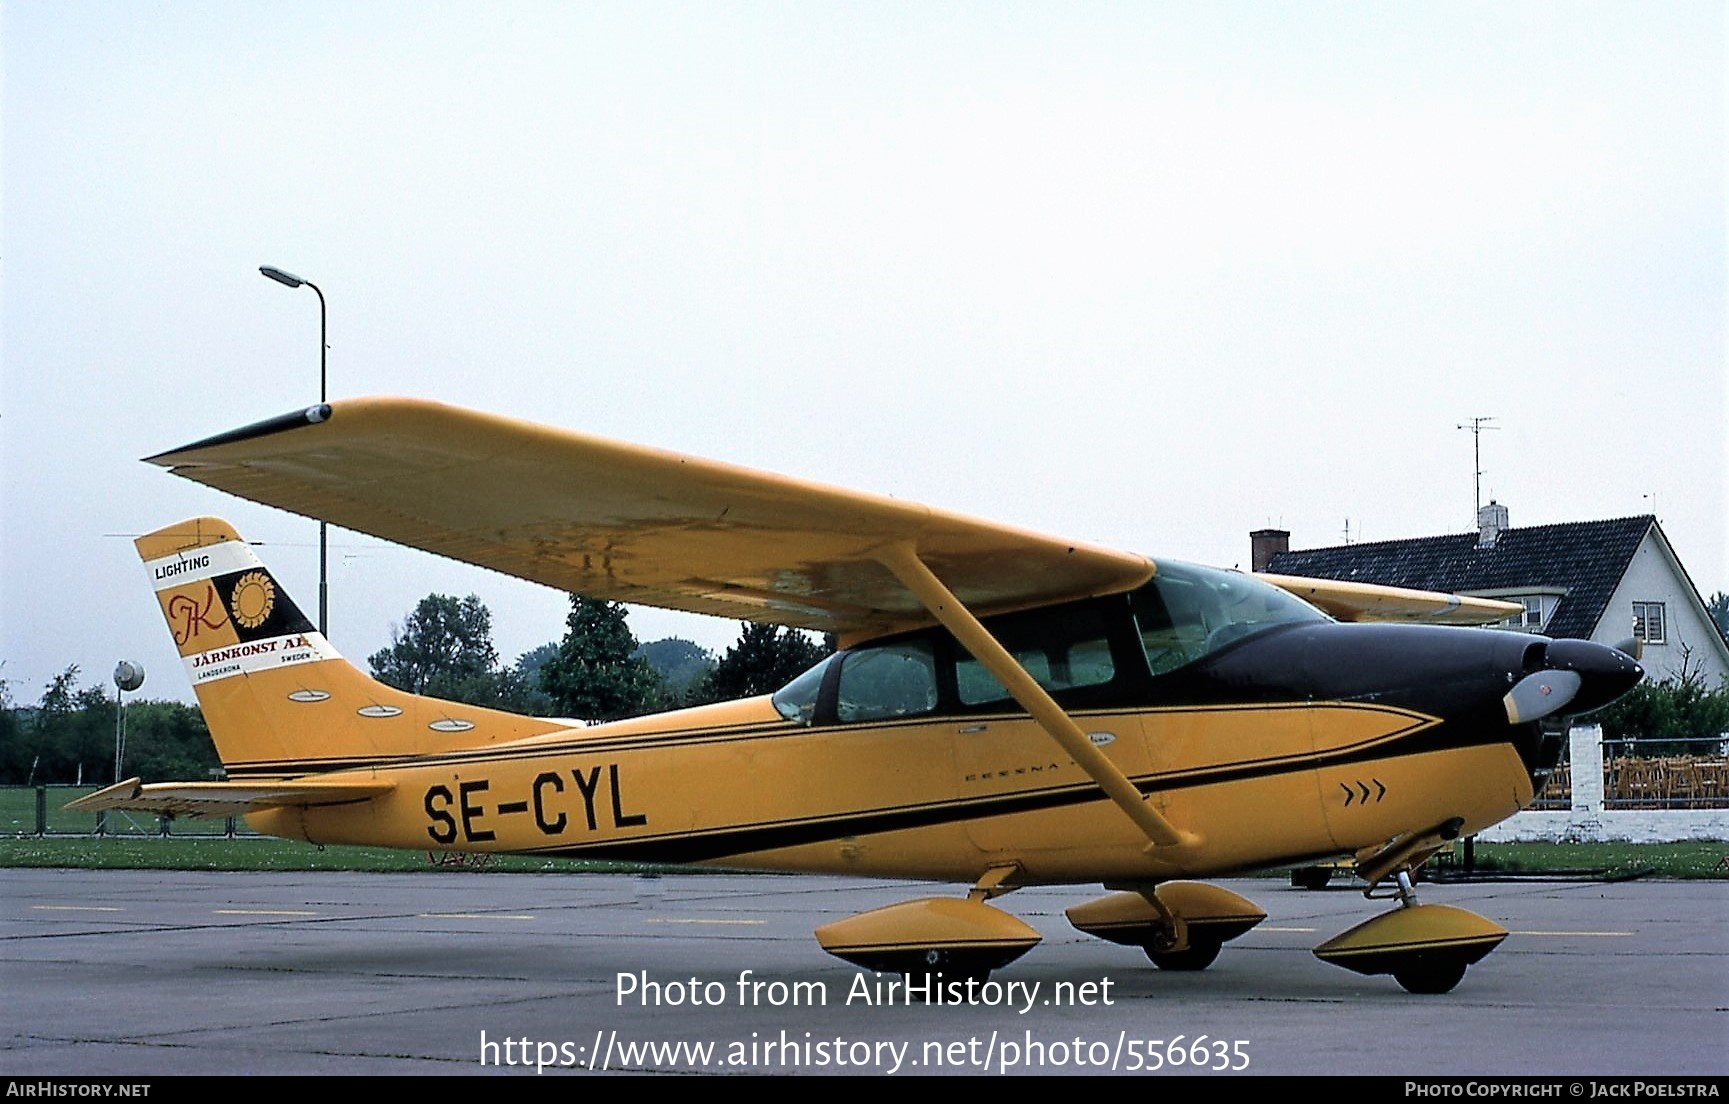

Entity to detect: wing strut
[876,544,1196,850]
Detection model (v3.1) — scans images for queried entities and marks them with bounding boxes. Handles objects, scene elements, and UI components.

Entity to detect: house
[1254,504,1729,688]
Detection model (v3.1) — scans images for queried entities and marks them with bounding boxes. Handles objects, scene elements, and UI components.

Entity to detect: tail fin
[140,518,564,779]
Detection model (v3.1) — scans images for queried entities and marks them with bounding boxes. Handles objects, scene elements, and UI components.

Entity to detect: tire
[907,949,990,986]
[1291,866,1334,890]
[1393,960,1467,994]
[1143,940,1221,971]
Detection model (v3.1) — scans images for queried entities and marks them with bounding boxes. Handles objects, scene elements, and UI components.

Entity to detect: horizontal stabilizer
[1256,574,1522,626]
[64,777,395,819]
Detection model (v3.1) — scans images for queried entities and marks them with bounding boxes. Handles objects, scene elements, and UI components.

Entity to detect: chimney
[1477,501,1509,549]
[1251,528,1290,572]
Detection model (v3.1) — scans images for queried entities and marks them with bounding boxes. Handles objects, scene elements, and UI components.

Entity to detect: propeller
[1612,636,1643,661]
[1502,669,1583,725]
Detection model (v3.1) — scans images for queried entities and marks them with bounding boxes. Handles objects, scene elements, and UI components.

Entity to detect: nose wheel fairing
[1313,903,1507,994]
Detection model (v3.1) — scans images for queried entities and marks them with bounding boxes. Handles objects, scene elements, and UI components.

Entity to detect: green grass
[0,836,649,872]
[2,835,1723,878]
[0,785,247,837]
[0,836,743,874]
[1451,840,1728,880]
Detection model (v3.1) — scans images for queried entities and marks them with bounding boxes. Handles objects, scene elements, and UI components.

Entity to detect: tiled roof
[1266,515,1655,640]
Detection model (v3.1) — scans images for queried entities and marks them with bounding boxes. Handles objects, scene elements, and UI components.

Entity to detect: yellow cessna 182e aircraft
[72,398,1644,994]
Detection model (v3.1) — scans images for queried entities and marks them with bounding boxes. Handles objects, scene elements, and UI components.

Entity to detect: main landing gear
[812,866,1040,984]
[1066,881,1267,971]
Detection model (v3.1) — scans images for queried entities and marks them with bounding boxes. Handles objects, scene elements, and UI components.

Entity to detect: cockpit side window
[955,604,1117,705]
[834,640,939,723]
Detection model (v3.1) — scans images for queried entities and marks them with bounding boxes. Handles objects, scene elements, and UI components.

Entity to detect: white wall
[1476,725,1729,843]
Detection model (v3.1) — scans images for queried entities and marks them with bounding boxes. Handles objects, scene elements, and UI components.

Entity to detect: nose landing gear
[1313,867,1508,994]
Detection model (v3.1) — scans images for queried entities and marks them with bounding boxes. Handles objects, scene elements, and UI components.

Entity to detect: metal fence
[1529,742,1729,810]
[2,785,261,837]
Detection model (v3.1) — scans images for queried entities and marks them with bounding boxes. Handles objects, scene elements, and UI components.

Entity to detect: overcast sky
[3,2,1723,707]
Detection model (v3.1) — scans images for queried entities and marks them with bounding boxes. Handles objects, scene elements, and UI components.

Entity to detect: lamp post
[259,265,329,636]
[112,661,144,783]
[105,661,144,837]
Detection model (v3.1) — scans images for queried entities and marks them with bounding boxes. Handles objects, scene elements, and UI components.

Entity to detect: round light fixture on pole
[260,263,330,636]
[112,661,144,789]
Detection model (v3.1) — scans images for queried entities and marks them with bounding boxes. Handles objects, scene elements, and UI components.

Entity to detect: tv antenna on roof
[1456,416,1499,520]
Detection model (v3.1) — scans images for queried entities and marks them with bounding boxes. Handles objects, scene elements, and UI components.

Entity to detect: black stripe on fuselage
[518,715,1498,865]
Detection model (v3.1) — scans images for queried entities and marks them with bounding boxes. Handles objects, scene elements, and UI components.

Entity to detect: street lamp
[259,265,329,636]
[112,661,144,784]
[105,661,144,836]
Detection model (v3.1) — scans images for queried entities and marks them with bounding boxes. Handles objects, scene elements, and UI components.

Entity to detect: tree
[0,666,27,784]
[1707,591,1729,644]
[0,666,224,785]
[1597,646,1729,757]
[121,701,219,782]
[513,642,558,686]
[504,644,558,716]
[634,637,716,699]
[539,597,664,722]
[368,594,543,712]
[689,623,833,704]
[20,667,115,786]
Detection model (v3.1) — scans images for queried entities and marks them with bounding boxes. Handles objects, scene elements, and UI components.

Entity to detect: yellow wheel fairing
[815,897,1042,975]
[1313,903,1508,978]
[1066,884,1266,951]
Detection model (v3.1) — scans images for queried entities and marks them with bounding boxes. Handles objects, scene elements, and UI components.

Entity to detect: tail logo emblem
[230,571,277,630]
[168,584,228,645]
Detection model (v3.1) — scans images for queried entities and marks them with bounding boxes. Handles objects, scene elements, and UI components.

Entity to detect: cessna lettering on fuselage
[423,765,647,845]
[78,397,1645,995]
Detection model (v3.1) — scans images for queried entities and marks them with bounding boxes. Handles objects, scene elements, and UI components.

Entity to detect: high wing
[65,777,395,820]
[1256,574,1522,626]
[146,398,1154,642]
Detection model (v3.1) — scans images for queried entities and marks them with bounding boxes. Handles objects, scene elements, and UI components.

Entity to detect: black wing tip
[144,403,333,465]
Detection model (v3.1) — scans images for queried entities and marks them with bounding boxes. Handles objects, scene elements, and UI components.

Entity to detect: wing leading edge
[1257,573,1522,626]
[146,398,1154,643]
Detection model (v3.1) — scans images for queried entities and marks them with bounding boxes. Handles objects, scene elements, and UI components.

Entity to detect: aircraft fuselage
[250,578,1639,885]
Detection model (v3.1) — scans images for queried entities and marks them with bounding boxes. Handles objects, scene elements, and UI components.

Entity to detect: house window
[1497,595,1545,632]
[1520,596,1543,629]
[1632,601,1666,644]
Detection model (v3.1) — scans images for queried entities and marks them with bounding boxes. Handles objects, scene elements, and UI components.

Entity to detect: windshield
[1133,561,1327,675]
[771,653,836,725]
